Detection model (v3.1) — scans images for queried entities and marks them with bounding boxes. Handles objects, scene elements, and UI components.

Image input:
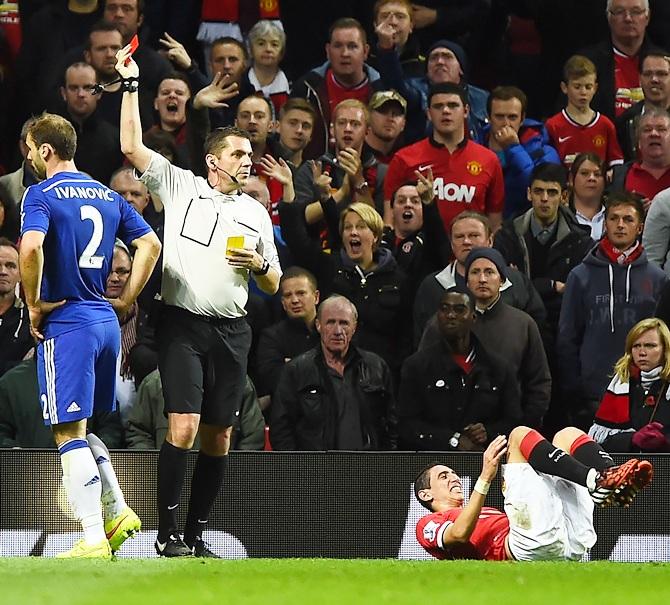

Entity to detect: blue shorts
[37,321,120,426]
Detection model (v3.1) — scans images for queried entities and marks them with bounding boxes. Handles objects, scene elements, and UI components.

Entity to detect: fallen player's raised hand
[481,435,507,481]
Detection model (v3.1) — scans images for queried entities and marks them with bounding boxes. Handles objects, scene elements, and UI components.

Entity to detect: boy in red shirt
[546,55,623,170]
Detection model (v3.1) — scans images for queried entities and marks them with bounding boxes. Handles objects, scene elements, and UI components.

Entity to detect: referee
[117,47,281,557]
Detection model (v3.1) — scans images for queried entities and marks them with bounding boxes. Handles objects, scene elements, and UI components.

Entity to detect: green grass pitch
[1,559,668,605]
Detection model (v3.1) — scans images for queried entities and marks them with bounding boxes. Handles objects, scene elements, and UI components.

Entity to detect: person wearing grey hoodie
[558,192,667,430]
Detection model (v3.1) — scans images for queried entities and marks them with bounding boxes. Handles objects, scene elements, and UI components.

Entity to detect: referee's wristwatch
[253,257,270,276]
[449,432,461,449]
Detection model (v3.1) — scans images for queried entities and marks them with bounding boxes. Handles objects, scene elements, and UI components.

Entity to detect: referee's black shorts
[156,305,252,426]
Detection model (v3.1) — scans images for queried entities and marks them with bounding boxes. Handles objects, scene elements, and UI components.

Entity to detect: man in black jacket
[494,163,593,334]
[0,238,32,378]
[270,295,396,450]
[256,266,320,403]
[399,288,521,451]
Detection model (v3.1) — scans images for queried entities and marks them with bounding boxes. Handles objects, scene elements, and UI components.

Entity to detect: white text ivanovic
[52,186,114,201]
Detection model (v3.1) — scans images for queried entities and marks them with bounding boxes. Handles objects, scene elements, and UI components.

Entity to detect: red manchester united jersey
[545,110,623,169]
[625,163,670,201]
[416,507,510,560]
[385,138,505,231]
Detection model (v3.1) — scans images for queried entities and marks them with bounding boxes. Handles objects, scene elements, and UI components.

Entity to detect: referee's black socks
[157,441,189,543]
[184,453,229,547]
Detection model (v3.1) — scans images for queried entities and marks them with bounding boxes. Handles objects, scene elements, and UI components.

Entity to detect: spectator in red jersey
[617,52,670,161]
[414,428,652,560]
[291,17,385,160]
[246,20,290,117]
[568,153,608,241]
[611,107,670,207]
[477,86,560,219]
[546,55,624,171]
[581,0,662,120]
[365,90,407,166]
[384,82,504,232]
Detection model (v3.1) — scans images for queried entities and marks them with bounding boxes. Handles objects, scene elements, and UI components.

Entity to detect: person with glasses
[617,53,670,160]
[581,0,662,120]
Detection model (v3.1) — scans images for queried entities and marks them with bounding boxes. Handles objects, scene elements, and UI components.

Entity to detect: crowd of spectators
[2,0,670,454]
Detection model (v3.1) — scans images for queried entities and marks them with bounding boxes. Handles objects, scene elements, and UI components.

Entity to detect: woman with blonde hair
[588,317,670,452]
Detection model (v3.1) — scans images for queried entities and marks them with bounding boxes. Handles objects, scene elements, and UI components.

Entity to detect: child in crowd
[546,55,623,170]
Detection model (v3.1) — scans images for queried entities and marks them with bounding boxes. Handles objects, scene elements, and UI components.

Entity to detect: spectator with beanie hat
[376,37,490,142]
[420,247,551,429]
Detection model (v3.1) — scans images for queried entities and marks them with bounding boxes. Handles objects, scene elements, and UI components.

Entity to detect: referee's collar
[199,188,240,202]
[429,135,468,150]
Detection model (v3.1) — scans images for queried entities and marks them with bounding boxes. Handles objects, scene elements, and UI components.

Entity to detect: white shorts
[503,463,597,561]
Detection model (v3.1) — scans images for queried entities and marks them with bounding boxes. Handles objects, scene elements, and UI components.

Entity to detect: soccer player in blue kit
[19,113,162,559]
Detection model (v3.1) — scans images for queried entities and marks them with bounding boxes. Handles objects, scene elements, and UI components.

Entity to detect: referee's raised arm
[116,45,152,174]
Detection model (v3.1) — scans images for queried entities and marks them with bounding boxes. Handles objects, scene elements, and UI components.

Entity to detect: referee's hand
[226,247,262,272]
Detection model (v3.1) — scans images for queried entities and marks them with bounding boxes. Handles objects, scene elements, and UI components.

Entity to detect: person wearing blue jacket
[476,86,560,219]
[374,38,489,144]
[558,192,668,431]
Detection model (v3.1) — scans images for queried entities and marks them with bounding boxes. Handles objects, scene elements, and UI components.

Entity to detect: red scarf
[598,238,643,265]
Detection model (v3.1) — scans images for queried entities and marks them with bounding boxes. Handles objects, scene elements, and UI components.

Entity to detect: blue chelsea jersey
[21,171,153,337]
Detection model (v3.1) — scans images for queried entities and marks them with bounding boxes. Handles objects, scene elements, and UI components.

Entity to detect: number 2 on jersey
[78,205,104,269]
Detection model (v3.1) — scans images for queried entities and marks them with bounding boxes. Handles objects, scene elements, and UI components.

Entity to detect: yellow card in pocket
[226,235,245,254]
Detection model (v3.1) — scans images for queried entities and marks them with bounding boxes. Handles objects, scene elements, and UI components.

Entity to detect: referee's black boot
[155,533,193,557]
[189,537,221,558]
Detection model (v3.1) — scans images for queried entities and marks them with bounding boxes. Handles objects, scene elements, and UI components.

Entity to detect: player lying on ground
[415,425,653,560]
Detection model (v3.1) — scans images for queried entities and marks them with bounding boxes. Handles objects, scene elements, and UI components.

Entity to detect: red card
[124,34,139,65]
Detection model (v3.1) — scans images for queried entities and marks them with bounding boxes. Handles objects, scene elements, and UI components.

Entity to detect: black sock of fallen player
[571,437,616,471]
[522,436,591,487]
[183,453,229,547]
[157,440,189,543]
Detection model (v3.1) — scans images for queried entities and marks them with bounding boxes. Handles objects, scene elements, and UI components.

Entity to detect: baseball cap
[369,90,407,113]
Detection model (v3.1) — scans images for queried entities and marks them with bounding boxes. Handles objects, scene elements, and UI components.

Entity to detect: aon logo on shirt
[433,178,475,203]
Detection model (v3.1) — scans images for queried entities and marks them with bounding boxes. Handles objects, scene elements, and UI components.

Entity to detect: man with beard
[365,90,408,165]
[58,62,122,184]
[235,94,283,221]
